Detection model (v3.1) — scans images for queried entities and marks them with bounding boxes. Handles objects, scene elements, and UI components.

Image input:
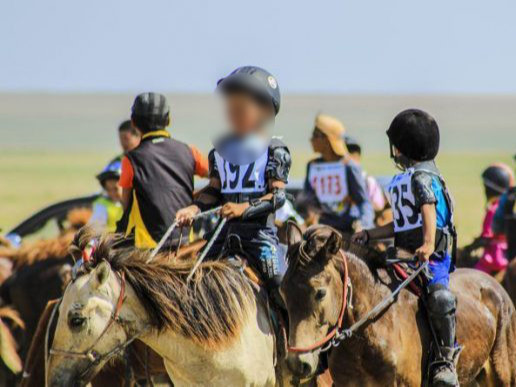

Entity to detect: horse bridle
[46,270,147,384]
[287,241,429,354]
[288,246,352,353]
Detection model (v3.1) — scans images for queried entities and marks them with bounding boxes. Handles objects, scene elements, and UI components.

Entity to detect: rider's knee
[427,284,456,316]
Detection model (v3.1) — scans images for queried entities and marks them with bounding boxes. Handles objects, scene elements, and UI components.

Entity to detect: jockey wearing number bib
[304,114,374,233]
[176,66,290,301]
[352,109,460,387]
[89,159,123,232]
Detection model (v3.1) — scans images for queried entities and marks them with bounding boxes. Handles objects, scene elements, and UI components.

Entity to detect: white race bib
[215,150,268,194]
[388,169,422,232]
[308,162,349,207]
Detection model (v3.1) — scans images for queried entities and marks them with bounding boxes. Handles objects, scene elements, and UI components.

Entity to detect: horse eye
[315,288,327,301]
[69,316,87,330]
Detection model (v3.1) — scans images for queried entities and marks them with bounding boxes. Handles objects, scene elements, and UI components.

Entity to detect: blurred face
[103,179,122,202]
[225,92,272,136]
[348,151,361,163]
[310,128,330,154]
[119,130,141,152]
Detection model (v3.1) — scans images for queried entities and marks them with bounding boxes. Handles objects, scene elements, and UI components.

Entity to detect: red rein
[288,250,349,353]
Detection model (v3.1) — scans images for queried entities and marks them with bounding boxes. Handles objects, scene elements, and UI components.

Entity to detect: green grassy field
[1,94,514,245]
[1,149,512,245]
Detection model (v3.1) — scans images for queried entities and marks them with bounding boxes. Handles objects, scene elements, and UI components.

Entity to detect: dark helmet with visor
[217,66,281,115]
[386,109,440,166]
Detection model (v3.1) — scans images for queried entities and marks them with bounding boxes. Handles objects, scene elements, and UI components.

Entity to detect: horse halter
[46,270,143,383]
[288,247,352,353]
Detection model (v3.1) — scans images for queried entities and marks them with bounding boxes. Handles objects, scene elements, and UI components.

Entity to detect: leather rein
[288,248,351,353]
[287,243,428,354]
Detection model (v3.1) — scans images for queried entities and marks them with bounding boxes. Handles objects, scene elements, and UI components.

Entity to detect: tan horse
[281,224,516,386]
[47,228,280,387]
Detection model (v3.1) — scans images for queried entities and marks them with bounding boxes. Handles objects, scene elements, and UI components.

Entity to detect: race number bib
[388,170,422,232]
[308,162,348,205]
[214,151,268,194]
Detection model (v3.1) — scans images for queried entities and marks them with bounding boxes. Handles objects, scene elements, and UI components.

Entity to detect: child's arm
[351,222,394,244]
[176,177,221,225]
[415,203,436,262]
[219,180,285,219]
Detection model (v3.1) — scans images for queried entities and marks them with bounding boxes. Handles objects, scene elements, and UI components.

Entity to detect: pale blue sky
[1,0,516,93]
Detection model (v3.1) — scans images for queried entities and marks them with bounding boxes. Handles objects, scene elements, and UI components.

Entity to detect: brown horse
[281,224,516,386]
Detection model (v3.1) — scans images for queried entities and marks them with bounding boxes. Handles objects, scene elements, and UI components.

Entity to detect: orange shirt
[119,145,209,189]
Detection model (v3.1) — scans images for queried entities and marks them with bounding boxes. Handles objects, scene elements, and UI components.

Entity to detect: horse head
[48,258,131,387]
[281,223,345,380]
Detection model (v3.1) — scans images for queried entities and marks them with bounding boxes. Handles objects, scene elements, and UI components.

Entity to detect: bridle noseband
[288,246,351,354]
[46,269,146,385]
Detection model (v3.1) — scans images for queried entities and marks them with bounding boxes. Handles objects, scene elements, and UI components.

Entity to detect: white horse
[47,230,281,387]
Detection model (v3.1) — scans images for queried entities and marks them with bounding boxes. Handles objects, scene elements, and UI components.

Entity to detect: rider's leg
[244,229,284,305]
[425,252,459,387]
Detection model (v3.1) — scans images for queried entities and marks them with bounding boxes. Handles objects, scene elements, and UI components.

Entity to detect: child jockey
[89,159,123,232]
[304,114,374,233]
[176,66,291,301]
[475,163,515,274]
[118,93,208,249]
[352,109,459,386]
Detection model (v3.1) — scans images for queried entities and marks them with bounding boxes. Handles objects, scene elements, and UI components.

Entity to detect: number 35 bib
[214,150,268,194]
[388,169,422,233]
[308,162,349,207]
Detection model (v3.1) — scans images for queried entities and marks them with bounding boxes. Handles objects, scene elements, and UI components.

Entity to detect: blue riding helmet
[96,159,122,183]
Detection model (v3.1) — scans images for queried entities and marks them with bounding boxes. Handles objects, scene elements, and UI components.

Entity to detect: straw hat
[314,114,348,156]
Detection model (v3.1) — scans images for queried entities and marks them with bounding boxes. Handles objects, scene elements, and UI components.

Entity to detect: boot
[430,346,460,387]
[426,284,460,387]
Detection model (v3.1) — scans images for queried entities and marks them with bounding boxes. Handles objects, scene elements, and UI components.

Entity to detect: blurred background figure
[89,159,123,232]
[303,114,374,233]
[118,119,141,153]
[344,135,387,213]
[474,163,515,274]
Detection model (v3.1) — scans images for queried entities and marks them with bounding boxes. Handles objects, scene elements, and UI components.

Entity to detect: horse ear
[93,260,111,288]
[286,221,303,246]
[325,229,342,255]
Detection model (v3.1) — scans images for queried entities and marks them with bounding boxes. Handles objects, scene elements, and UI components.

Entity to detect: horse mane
[0,208,91,268]
[285,226,384,280]
[73,227,255,350]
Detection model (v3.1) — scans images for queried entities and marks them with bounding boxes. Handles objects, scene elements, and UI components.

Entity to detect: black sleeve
[411,171,437,208]
[208,149,219,179]
[266,139,291,183]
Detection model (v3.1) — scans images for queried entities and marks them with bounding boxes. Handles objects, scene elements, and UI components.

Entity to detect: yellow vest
[94,197,123,233]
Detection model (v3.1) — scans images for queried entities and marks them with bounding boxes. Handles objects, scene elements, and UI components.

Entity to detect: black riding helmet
[217,66,281,115]
[344,135,361,155]
[386,109,440,163]
[131,92,170,133]
[482,164,514,194]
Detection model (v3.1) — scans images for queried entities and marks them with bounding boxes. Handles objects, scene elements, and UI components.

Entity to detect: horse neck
[342,254,389,323]
[117,277,151,334]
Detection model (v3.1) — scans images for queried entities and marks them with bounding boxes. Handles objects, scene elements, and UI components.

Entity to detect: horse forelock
[71,226,255,350]
[285,226,383,283]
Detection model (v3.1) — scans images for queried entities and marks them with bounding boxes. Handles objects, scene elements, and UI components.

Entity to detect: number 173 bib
[308,162,349,206]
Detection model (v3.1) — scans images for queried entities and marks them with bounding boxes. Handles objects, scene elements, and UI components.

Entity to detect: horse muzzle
[286,352,318,379]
